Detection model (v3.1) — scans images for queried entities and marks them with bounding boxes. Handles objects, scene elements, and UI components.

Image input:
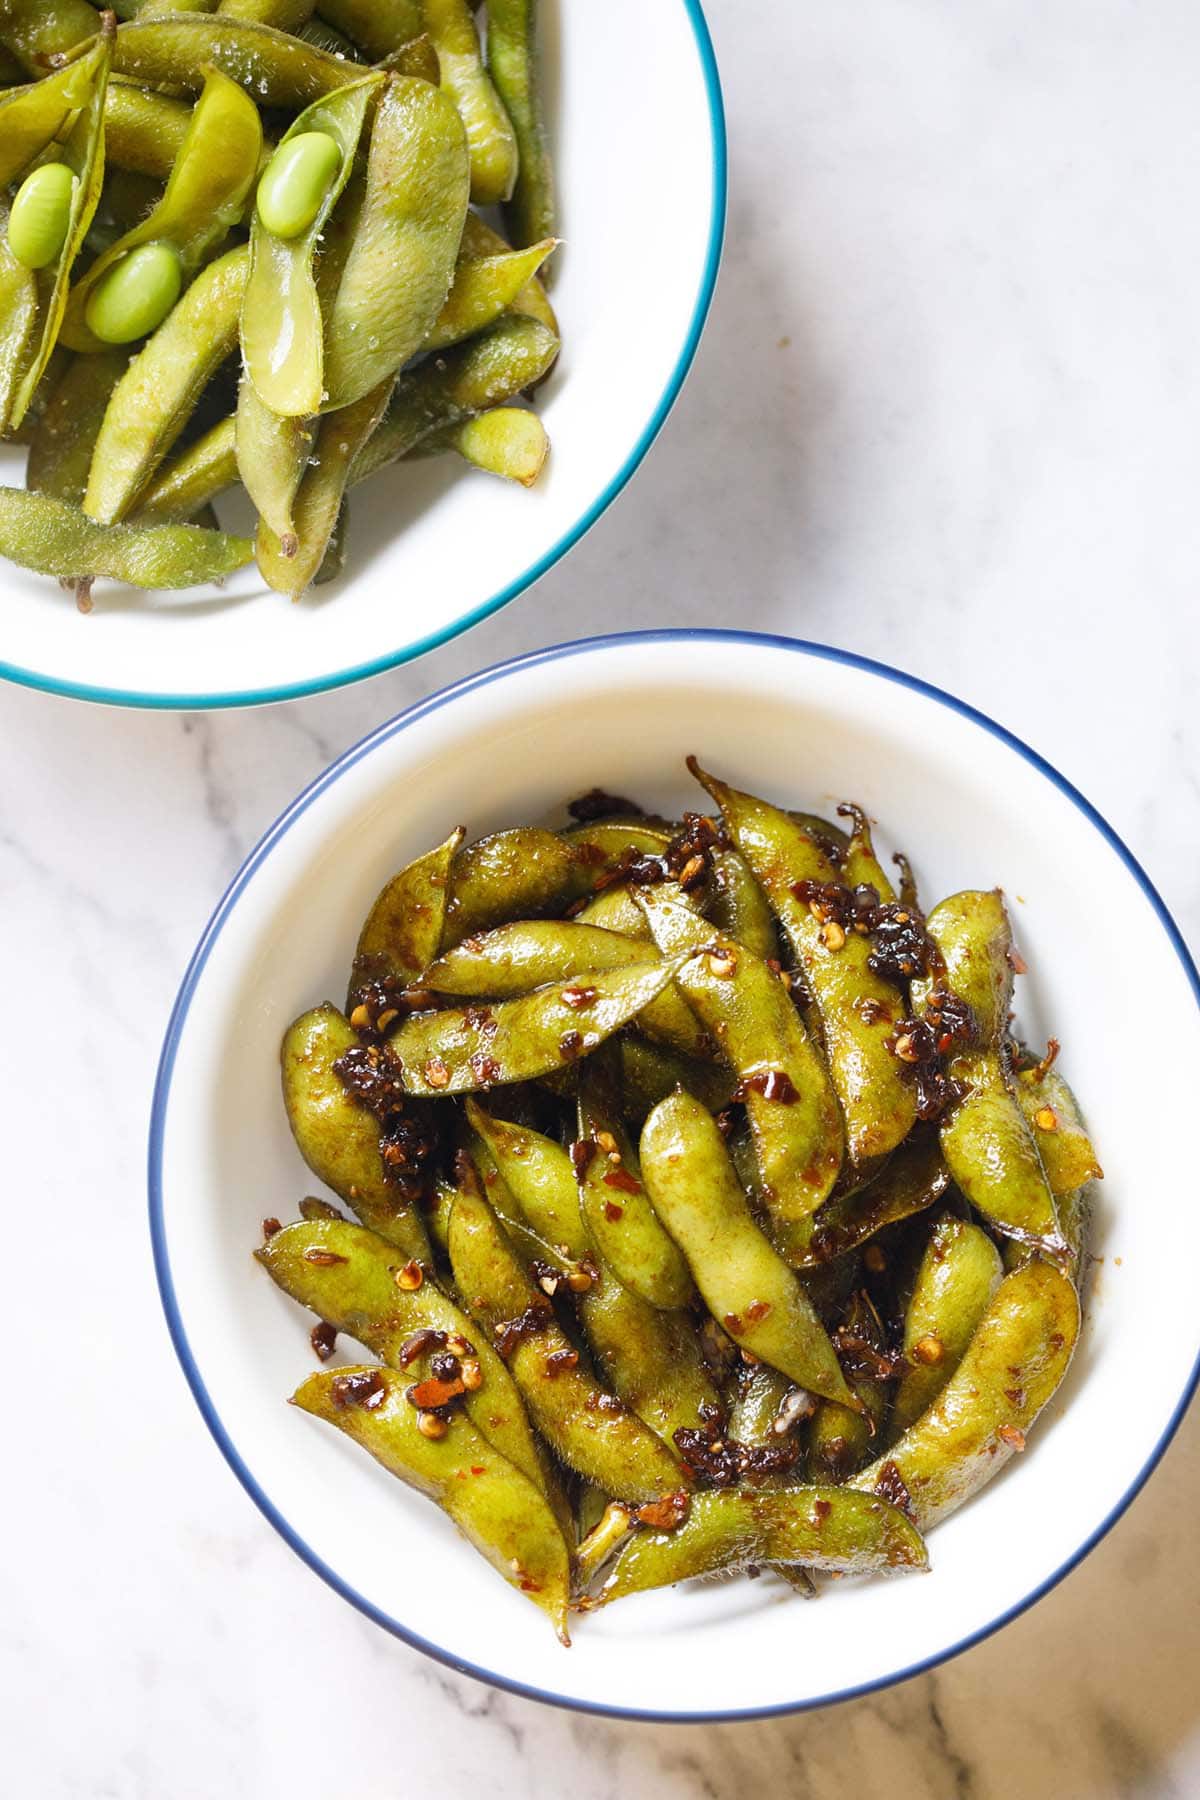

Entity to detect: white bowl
[150,631,1200,1719]
[0,5,724,710]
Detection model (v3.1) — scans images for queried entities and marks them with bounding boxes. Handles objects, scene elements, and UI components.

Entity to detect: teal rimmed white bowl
[151,631,1200,1719]
[0,4,724,709]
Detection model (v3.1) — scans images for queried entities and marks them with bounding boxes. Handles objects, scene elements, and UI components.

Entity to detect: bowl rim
[0,2,727,714]
[148,627,1200,1721]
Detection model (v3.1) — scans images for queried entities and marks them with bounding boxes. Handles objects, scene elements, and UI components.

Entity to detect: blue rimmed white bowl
[151,630,1200,1718]
[0,4,724,709]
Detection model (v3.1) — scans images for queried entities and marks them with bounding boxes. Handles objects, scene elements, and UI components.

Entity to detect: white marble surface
[4,1,1200,1792]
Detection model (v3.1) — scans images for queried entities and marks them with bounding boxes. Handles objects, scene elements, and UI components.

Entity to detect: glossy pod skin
[592,1486,928,1604]
[0,486,250,587]
[314,0,421,60]
[576,1068,694,1311]
[439,825,582,948]
[422,0,517,206]
[0,53,104,189]
[347,828,464,1019]
[112,15,368,107]
[84,243,251,524]
[1015,1062,1103,1198]
[486,0,554,251]
[426,918,715,1062]
[0,0,101,73]
[103,81,194,179]
[426,237,556,352]
[385,956,684,1097]
[912,891,1065,1256]
[637,886,844,1259]
[234,375,310,548]
[692,763,918,1165]
[639,1089,856,1407]
[838,803,897,901]
[131,413,237,524]
[63,64,262,351]
[457,206,557,332]
[890,1216,1004,1437]
[851,1257,1080,1530]
[292,1367,571,1641]
[446,1171,686,1501]
[280,1003,433,1263]
[349,315,560,485]
[807,1130,951,1265]
[241,73,379,417]
[618,1035,737,1120]
[432,405,549,485]
[321,75,470,412]
[26,349,130,505]
[256,1217,550,1498]
[705,846,779,960]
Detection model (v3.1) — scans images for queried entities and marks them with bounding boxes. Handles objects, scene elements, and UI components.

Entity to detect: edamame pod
[321,75,470,411]
[576,1067,694,1311]
[26,348,130,504]
[806,1289,890,1481]
[386,956,685,1097]
[132,413,237,524]
[0,486,250,588]
[292,1366,571,1641]
[0,0,101,74]
[241,73,380,416]
[808,1130,950,1265]
[692,762,918,1164]
[486,0,554,251]
[440,824,583,947]
[422,0,517,206]
[257,1216,551,1500]
[84,243,250,523]
[637,886,844,1259]
[234,375,311,548]
[837,803,897,901]
[618,1036,738,1121]
[0,53,102,189]
[592,1486,928,1605]
[913,891,1065,1256]
[705,846,779,960]
[104,81,192,179]
[639,1089,856,1407]
[256,373,392,597]
[446,1168,686,1501]
[63,64,263,350]
[464,1101,588,1259]
[1015,1060,1103,1198]
[851,1258,1079,1529]
[458,206,557,332]
[347,828,464,1021]
[280,1003,433,1263]
[113,14,365,106]
[426,237,556,351]
[425,919,715,1062]
[349,315,560,483]
[220,0,318,28]
[315,0,421,60]
[891,1215,1004,1436]
[422,405,550,484]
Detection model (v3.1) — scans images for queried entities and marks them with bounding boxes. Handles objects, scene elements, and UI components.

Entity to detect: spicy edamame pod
[256,1217,551,1500]
[422,0,517,206]
[636,885,845,1259]
[576,1066,694,1312]
[640,1089,856,1406]
[292,1366,571,1641]
[486,0,554,251]
[1015,1060,1103,1198]
[280,1003,433,1263]
[806,1289,890,1481]
[0,486,250,595]
[592,1486,928,1605]
[347,828,465,1021]
[851,1258,1079,1529]
[691,762,919,1165]
[84,242,250,523]
[705,846,779,961]
[65,64,262,350]
[241,72,380,417]
[446,1167,686,1501]
[912,891,1066,1256]
[891,1215,1004,1437]
[807,1130,951,1265]
[439,824,583,947]
[385,955,685,1097]
[321,75,470,412]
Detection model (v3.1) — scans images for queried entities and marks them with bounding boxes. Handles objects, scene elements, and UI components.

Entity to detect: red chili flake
[331,1369,388,1411]
[854,997,891,1027]
[733,1069,800,1105]
[635,1491,692,1532]
[310,1321,338,1362]
[493,1298,552,1360]
[874,1459,916,1520]
[423,1055,451,1090]
[518,1576,543,1593]
[1008,948,1028,975]
[1003,1387,1026,1407]
[544,1348,580,1379]
[603,1166,641,1195]
[570,1137,597,1178]
[561,985,598,1010]
[558,1029,583,1061]
[398,1327,447,1368]
[723,1311,744,1336]
[407,1374,466,1409]
[262,1217,283,1240]
[303,1247,348,1266]
[467,1051,501,1085]
[603,1200,624,1222]
[746,1300,772,1324]
[672,1425,798,1487]
[998,1424,1027,1451]
[812,1498,832,1522]
[470,1465,486,1476]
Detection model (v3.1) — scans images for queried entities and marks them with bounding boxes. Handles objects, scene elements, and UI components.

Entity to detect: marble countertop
[5,2,1199,1793]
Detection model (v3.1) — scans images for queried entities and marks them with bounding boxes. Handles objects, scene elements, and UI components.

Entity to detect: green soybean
[256,128,340,237]
[84,239,183,344]
[7,163,77,269]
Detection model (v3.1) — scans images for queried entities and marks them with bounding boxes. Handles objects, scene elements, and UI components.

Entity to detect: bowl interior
[154,634,1200,1717]
[0,2,722,707]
